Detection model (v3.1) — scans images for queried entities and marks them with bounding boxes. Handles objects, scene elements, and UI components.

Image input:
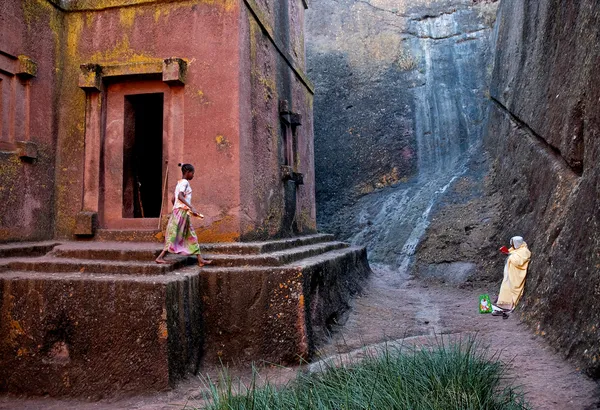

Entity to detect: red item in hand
[499,246,510,255]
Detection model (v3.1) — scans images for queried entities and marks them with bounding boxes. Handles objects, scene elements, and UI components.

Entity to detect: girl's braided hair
[178,163,195,174]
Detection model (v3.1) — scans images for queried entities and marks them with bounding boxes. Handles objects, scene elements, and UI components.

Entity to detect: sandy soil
[2,265,599,409]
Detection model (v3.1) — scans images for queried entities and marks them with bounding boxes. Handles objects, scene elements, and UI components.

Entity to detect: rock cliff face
[308,0,600,379]
[307,0,498,266]
[483,1,600,377]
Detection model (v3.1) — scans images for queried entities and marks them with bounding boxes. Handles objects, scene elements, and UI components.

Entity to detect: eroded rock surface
[420,0,600,378]
[307,0,498,265]
[482,0,600,378]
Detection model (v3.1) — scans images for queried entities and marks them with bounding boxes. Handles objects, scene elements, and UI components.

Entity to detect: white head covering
[510,236,525,249]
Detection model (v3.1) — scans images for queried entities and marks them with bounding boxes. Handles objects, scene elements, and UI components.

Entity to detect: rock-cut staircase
[0,234,371,398]
[0,234,346,274]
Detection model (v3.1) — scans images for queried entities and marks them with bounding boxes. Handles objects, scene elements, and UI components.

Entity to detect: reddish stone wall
[239,0,316,239]
[1,0,315,243]
[289,0,307,68]
[0,0,61,242]
[52,1,243,241]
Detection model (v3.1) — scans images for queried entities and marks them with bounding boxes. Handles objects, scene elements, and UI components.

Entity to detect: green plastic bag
[479,294,493,314]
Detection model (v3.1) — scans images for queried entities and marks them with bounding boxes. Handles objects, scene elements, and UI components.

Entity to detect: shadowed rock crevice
[490,97,584,177]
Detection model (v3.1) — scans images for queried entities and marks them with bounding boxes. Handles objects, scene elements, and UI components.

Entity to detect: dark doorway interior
[123,93,164,218]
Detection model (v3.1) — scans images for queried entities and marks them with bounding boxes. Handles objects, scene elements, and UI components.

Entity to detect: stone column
[75,64,103,236]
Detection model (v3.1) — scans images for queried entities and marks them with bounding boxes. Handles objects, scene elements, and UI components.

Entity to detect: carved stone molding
[78,58,188,91]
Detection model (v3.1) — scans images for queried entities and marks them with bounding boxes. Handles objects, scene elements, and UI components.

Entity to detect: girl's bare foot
[198,258,212,267]
[155,250,169,264]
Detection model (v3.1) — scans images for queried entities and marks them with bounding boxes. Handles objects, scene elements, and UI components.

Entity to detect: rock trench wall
[308,0,600,379]
[484,0,600,377]
[307,0,498,264]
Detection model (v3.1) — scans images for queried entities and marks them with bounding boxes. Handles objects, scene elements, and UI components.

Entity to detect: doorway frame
[77,59,187,234]
[103,81,170,229]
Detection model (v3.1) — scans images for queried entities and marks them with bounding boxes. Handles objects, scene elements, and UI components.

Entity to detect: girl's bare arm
[177,192,195,211]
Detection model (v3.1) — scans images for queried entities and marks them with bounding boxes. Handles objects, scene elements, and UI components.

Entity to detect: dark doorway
[122,93,164,218]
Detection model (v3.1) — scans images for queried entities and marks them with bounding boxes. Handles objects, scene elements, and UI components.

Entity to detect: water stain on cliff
[307,0,498,267]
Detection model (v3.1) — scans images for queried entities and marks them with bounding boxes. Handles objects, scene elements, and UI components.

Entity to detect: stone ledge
[74,211,98,237]
[0,53,37,78]
[199,246,371,365]
[0,270,202,398]
[78,58,188,91]
[16,55,38,78]
[162,58,187,85]
[16,141,38,160]
[0,141,40,162]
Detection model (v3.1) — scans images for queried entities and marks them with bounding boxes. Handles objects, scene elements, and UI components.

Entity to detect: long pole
[158,160,169,230]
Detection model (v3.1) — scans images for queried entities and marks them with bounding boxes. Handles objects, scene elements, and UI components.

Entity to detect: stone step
[201,233,336,255]
[48,234,336,262]
[0,256,190,276]
[290,246,369,268]
[94,229,163,242]
[203,241,348,267]
[50,242,162,262]
[199,246,366,272]
[0,241,59,258]
[92,231,333,248]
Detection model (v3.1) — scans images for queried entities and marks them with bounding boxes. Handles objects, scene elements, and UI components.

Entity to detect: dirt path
[320,265,600,410]
[2,265,599,409]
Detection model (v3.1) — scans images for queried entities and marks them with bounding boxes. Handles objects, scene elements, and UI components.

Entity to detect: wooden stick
[136,178,145,218]
[158,161,169,230]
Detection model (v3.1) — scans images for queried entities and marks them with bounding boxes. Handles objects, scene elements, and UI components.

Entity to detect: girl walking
[156,163,212,266]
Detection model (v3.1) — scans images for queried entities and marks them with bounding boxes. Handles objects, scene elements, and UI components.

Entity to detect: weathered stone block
[198,247,370,365]
[281,165,304,185]
[74,211,98,236]
[289,112,302,126]
[78,64,102,91]
[16,140,38,160]
[162,58,187,85]
[16,55,37,78]
[281,165,294,181]
[0,272,201,398]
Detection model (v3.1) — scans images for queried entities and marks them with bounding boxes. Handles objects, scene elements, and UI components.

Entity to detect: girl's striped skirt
[163,208,201,255]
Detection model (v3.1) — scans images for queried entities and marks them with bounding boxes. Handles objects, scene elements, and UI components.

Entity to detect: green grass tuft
[199,338,530,410]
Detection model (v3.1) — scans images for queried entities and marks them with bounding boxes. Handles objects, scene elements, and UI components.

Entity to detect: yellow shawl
[497,243,531,309]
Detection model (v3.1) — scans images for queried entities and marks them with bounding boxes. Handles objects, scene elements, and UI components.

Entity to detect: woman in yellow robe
[494,236,531,312]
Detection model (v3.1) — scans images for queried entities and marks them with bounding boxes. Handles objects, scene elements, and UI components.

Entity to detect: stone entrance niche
[76,58,186,236]
[122,93,164,219]
[0,53,38,159]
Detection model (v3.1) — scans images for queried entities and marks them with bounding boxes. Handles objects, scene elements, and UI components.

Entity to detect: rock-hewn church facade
[1,0,316,243]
